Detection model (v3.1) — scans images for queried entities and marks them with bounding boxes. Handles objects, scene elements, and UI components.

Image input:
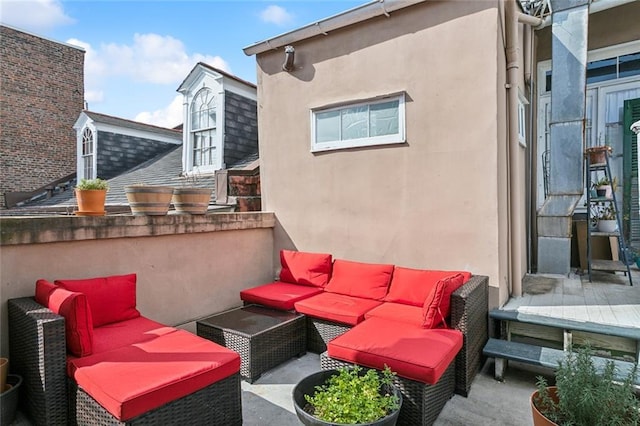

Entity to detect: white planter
[597,219,617,233]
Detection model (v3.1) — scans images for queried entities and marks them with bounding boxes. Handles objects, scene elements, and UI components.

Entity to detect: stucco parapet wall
[0,212,275,246]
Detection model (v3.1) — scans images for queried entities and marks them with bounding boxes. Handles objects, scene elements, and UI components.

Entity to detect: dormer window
[191,88,218,169]
[81,126,95,179]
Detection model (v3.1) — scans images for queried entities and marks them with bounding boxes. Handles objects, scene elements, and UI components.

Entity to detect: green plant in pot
[293,365,402,426]
[531,346,639,426]
[74,178,109,216]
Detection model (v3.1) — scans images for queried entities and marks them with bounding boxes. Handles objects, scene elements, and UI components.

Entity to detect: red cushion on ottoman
[240,281,324,310]
[294,292,382,326]
[68,330,240,421]
[327,317,462,385]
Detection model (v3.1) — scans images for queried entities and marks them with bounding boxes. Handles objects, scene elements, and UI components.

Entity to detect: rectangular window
[311,94,405,152]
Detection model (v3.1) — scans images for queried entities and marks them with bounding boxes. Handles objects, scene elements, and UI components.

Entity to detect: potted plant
[531,346,639,426]
[74,178,109,216]
[591,176,618,199]
[585,145,612,165]
[293,365,402,426]
[124,184,174,216]
[172,174,212,215]
[592,202,618,233]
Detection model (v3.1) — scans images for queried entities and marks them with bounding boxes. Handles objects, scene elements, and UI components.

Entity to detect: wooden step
[483,338,640,385]
[489,309,640,340]
[591,259,630,272]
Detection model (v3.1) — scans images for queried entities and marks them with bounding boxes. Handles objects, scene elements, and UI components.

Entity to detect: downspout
[505,0,542,297]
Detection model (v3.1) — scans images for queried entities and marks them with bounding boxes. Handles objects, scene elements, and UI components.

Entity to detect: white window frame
[310,93,406,153]
[80,126,96,180]
[188,87,220,173]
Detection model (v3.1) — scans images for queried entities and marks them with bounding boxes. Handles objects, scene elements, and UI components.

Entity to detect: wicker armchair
[8,297,242,426]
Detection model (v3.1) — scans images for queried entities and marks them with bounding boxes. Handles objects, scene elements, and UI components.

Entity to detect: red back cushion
[421,273,467,328]
[35,279,94,357]
[385,268,471,309]
[324,259,394,300]
[55,273,140,327]
[279,250,333,287]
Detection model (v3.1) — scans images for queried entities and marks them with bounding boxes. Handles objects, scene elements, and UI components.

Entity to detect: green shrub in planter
[533,346,639,426]
[304,365,400,424]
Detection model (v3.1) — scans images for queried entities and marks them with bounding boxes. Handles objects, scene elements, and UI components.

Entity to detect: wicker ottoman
[197,305,306,382]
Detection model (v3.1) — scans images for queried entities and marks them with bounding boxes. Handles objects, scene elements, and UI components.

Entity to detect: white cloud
[135,95,183,129]
[81,33,231,85]
[0,0,74,32]
[260,5,293,26]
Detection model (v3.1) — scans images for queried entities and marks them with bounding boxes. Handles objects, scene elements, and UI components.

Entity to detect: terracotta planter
[531,387,559,426]
[1,374,22,425]
[125,186,174,216]
[172,187,212,214]
[585,146,611,165]
[0,358,6,392]
[75,189,107,216]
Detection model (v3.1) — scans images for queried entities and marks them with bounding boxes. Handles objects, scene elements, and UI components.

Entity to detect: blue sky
[0,0,363,127]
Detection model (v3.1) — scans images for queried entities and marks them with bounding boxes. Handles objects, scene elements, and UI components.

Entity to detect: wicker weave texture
[197,315,306,382]
[306,317,352,353]
[8,297,68,426]
[320,352,455,426]
[69,372,242,425]
[450,275,488,396]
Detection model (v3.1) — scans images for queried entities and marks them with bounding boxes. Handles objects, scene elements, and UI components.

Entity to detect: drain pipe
[506,0,542,297]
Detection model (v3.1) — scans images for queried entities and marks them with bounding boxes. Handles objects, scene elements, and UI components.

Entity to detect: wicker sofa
[8,274,242,426]
[240,250,489,425]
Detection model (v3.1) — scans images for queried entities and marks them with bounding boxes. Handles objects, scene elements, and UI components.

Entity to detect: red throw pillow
[324,259,394,300]
[385,267,441,307]
[421,277,450,329]
[55,273,140,327]
[279,250,333,287]
[35,279,93,357]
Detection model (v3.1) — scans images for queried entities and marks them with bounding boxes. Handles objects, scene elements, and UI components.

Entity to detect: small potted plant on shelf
[293,365,402,426]
[74,178,109,216]
[531,346,639,426]
[591,176,618,198]
[592,202,617,233]
[585,145,612,165]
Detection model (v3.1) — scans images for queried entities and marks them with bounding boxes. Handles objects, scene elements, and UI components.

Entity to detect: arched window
[190,88,217,168]
[81,127,95,179]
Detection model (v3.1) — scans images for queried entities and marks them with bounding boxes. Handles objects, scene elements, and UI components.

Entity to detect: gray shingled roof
[84,110,182,139]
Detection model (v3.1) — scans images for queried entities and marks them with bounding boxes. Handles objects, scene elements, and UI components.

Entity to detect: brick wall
[97,132,177,180]
[224,91,258,168]
[228,173,261,212]
[0,25,84,208]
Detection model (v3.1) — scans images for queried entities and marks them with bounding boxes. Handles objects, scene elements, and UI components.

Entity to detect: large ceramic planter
[75,189,107,216]
[1,374,22,425]
[293,369,402,426]
[172,187,212,214]
[531,386,559,426]
[125,185,173,216]
[597,219,617,233]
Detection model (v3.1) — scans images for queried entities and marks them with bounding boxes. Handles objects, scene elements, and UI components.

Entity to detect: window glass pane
[370,100,399,137]
[341,106,368,140]
[316,110,340,143]
[545,71,551,92]
[619,53,640,79]
[587,58,617,84]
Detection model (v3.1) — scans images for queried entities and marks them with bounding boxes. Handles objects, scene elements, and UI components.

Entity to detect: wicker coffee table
[197,305,306,383]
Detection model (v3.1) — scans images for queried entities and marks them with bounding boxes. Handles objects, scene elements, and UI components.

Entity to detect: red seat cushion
[294,292,382,326]
[279,250,333,287]
[364,302,423,327]
[327,317,462,385]
[35,279,94,357]
[68,330,240,421]
[240,281,324,310]
[324,259,394,301]
[90,316,176,355]
[56,273,140,327]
